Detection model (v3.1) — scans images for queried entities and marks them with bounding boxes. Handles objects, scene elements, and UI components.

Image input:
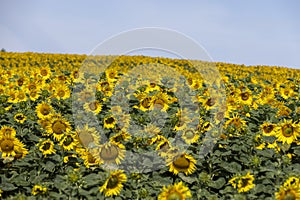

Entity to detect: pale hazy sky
[1,1,299,68]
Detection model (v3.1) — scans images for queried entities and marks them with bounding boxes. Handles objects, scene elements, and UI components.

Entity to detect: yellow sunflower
[38,66,52,80]
[13,143,29,160]
[53,85,71,100]
[156,139,171,157]
[167,152,197,175]
[0,134,25,158]
[59,132,78,151]
[29,90,40,101]
[134,96,153,112]
[151,92,175,111]
[38,139,56,157]
[100,170,127,197]
[158,181,192,200]
[110,130,131,144]
[32,185,47,196]
[97,80,114,97]
[46,114,72,141]
[77,147,101,168]
[103,115,117,129]
[98,141,126,165]
[277,106,292,118]
[236,89,253,106]
[105,68,119,82]
[36,101,54,119]
[83,100,102,114]
[0,126,17,137]
[14,90,28,103]
[198,96,219,111]
[275,177,300,200]
[14,113,27,124]
[275,119,300,144]
[260,122,277,136]
[225,114,247,133]
[229,172,255,193]
[279,86,294,100]
[237,172,255,193]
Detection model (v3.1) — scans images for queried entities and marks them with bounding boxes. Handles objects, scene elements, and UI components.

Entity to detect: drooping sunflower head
[276,105,292,118]
[97,80,114,97]
[152,92,173,111]
[200,96,218,111]
[156,139,171,157]
[139,96,153,111]
[98,141,125,165]
[13,144,29,159]
[75,124,100,148]
[167,152,197,176]
[158,181,192,200]
[100,170,127,197]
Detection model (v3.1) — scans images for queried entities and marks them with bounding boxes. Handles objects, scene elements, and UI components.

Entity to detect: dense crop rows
[0,52,300,199]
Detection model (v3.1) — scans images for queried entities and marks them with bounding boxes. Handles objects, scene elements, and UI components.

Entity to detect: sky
[0,0,300,68]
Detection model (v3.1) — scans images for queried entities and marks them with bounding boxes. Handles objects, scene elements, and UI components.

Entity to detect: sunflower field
[0,52,300,200]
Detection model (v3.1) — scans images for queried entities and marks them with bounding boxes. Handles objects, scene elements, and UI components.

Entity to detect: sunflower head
[98,142,125,165]
[14,113,27,124]
[275,120,299,144]
[36,102,54,119]
[38,139,56,157]
[275,177,300,200]
[167,152,197,175]
[158,181,192,200]
[229,172,255,193]
[32,185,47,196]
[104,115,117,129]
[100,170,127,197]
[46,114,71,141]
[60,132,78,151]
[261,122,276,136]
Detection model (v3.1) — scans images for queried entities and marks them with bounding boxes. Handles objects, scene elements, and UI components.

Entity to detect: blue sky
[1,1,299,68]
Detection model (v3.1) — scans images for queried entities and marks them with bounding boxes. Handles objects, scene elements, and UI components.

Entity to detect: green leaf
[1,182,17,191]
[178,173,197,184]
[44,161,56,172]
[220,162,242,173]
[208,177,226,189]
